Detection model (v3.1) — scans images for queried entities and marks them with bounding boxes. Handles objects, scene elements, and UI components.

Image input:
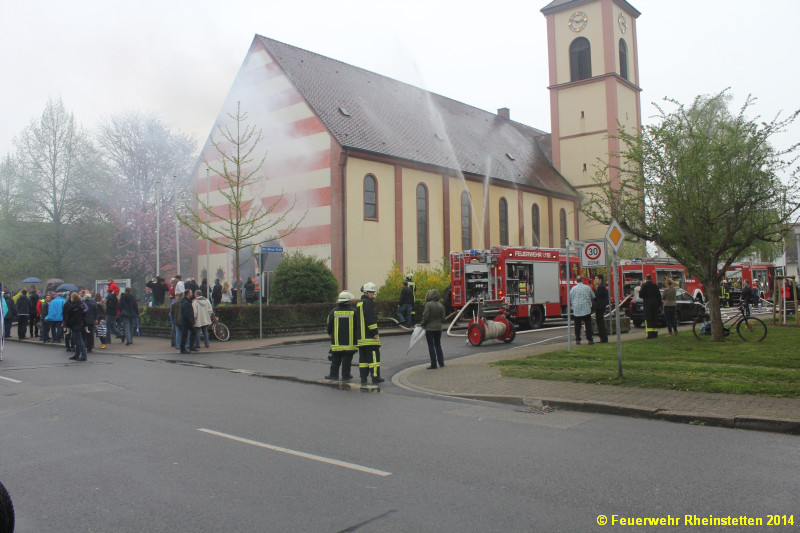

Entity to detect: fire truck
[615,258,705,302]
[449,246,585,333]
[723,263,779,306]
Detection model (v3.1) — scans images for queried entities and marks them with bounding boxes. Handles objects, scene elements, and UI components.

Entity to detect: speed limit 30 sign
[581,239,607,268]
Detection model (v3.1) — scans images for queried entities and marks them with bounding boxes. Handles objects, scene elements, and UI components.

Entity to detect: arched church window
[499,197,509,246]
[619,38,628,80]
[569,37,592,81]
[364,175,377,219]
[531,203,541,246]
[416,183,429,262]
[461,191,471,250]
[559,208,568,247]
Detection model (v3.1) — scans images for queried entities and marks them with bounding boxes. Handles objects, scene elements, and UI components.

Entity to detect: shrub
[269,252,339,304]
[143,302,333,330]
[376,261,405,301]
[377,258,451,303]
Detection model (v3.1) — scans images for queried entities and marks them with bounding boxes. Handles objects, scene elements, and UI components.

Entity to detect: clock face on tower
[618,13,628,33]
[568,11,588,32]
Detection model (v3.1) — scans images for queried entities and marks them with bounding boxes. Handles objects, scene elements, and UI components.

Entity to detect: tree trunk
[704,277,725,341]
[234,249,242,305]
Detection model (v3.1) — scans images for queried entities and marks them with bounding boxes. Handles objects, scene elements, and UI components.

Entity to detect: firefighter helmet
[337,291,353,303]
[362,282,377,293]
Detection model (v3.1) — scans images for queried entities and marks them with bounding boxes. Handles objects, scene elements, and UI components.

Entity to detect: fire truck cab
[617,258,705,302]
[450,246,580,330]
[723,263,778,306]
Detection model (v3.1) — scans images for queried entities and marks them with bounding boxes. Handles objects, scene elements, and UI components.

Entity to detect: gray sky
[1,0,798,160]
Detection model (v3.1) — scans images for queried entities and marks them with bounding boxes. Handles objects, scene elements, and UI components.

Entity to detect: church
[191,0,642,292]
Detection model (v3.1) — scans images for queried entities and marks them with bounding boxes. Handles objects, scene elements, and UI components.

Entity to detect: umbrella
[56,283,79,292]
[22,277,42,283]
[46,278,64,286]
[407,325,427,354]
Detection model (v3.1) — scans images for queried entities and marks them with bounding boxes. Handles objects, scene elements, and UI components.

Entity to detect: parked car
[626,288,706,328]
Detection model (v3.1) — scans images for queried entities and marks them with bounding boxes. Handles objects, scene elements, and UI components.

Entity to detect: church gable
[203,37,335,252]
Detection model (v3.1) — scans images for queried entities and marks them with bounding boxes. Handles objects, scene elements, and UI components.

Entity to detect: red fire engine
[450,247,585,336]
[614,258,705,302]
[723,263,778,306]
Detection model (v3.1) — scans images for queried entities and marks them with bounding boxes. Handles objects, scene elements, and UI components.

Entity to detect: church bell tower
[541,0,642,240]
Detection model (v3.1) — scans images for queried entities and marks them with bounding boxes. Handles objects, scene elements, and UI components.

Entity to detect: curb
[391,364,800,435]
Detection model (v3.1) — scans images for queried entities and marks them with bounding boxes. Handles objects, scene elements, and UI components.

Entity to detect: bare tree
[98,112,195,207]
[177,102,305,304]
[98,112,196,282]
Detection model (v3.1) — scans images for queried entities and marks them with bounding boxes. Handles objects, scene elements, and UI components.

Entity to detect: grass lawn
[492,325,800,398]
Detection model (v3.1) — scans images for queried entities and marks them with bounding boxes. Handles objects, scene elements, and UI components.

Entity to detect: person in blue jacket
[46,293,67,343]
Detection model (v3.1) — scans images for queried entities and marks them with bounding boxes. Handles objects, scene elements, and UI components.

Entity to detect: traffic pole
[613,247,623,378]
[566,241,572,353]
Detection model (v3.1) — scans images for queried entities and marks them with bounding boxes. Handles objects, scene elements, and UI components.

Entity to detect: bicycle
[208,315,230,342]
[692,302,767,342]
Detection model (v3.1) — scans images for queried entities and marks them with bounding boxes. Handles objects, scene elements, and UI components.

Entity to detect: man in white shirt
[174,275,185,297]
[569,275,595,345]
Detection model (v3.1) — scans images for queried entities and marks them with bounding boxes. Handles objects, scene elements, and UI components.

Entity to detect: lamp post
[175,175,180,275]
[156,180,161,276]
[206,168,210,281]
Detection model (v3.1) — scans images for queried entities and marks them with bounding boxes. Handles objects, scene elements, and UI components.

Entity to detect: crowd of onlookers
[2,279,140,361]
[1,273,262,362]
[3,272,261,331]
[146,275,261,307]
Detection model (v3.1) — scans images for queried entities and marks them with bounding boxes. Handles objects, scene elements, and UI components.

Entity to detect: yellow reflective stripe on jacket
[331,309,357,351]
[356,301,381,346]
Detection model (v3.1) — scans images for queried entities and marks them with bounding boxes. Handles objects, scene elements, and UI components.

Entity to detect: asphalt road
[1,334,798,532]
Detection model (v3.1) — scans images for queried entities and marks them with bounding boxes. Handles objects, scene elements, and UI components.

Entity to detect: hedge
[140,298,414,330]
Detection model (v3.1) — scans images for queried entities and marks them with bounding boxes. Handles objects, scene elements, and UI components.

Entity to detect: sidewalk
[5,330,799,435]
[394,341,800,435]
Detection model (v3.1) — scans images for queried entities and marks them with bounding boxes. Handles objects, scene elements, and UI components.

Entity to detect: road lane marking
[0,375,21,383]
[197,428,392,477]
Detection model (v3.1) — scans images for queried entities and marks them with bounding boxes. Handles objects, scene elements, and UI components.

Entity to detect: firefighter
[405,275,416,299]
[357,282,384,385]
[325,291,358,381]
[720,280,730,308]
[639,274,662,339]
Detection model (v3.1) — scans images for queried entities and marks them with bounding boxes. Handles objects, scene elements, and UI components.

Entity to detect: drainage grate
[515,406,554,414]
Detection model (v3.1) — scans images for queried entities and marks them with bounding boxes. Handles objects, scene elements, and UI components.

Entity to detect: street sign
[581,239,607,268]
[605,220,626,252]
[261,246,283,253]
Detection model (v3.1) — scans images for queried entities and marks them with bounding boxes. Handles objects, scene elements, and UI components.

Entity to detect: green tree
[582,91,800,340]
[177,102,305,304]
[0,154,24,280]
[269,252,339,304]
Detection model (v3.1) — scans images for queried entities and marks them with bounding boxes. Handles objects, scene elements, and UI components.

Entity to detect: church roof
[257,36,578,199]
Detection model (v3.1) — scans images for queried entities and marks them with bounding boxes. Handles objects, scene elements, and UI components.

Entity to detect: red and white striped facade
[194,38,338,284]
